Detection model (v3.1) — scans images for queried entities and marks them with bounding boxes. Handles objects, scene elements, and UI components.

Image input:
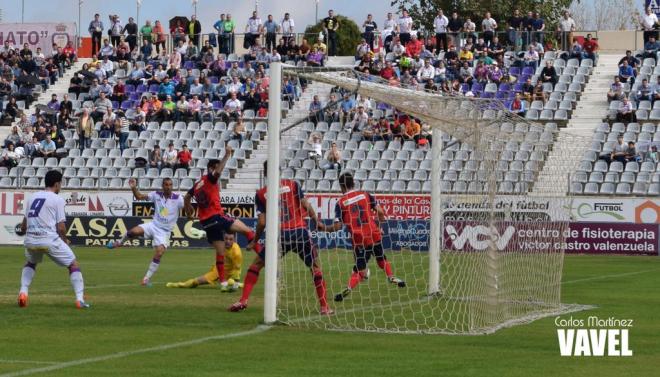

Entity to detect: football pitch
[0,247,658,377]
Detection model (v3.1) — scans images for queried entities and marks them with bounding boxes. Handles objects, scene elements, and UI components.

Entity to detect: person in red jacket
[405,34,424,58]
[176,144,192,170]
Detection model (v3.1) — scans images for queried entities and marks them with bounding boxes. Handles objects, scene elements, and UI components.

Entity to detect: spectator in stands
[633,78,653,102]
[99,108,114,139]
[523,44,539,69]
[616,97,636,123]
[3,97,19,121]
[185,40,199,61]
[188,95,202,122]
[459,45,473,62]
[556,11,576,51]
[398,10,413,46]
[245,11,263,49]
[89,14,104,56]
[162,142,178,169]
[199,96,214,122]
[176,144,192,171]
[356,39,371,60]
[307,133,323,164]
[323,10,340,56]
[308,95,323,123]
[323,142,341,170]
[77,108,93,151]
[263,14,279,52]
[625,141,641,163]
[639,6,659,44]
[618,60,635,84]
[540,60,558,85]
[57,107,72,130]
[568,38,584,62]
[403,116,421,142]
[582,33,599,62]
[23,136,40,158]
[433,9,449,53]
[646,145,659,162]
[607,76,624,102]
[19,124,33,146]
[92,92,113,121]
[532,80,547,103]
[223,92,242,120]
[618,50,639,75]
[447,12,463,49]
[48,124,65,148]
[230,118,245,143]
[1,142,19,168]
[38,134,57,158]
[643,36,660,59]
[188,15,202,47]
[149,145,162,172]
[339,93,356,125]
[174,95,190,121]
[99,39,115,59]
[405,35,424,59]
[4,125,21,148]
[607,134,628,164]
[481,12,497,46]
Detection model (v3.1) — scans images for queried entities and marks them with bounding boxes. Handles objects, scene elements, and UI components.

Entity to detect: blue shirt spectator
[158,79,176,97]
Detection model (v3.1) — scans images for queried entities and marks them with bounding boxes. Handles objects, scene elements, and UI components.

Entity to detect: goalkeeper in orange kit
[166,233,243,291]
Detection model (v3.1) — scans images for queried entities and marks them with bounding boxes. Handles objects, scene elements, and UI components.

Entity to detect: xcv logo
[445,225,515,251]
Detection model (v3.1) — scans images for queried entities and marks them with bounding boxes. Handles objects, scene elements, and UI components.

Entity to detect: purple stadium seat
[509,67,521,77]
[125,84,135,93]
[499,83,511,92]
[513,82,524,92]
[495,91,508,99]
[210,76,219,84]
[460,83,469,93]
[183,61,195,70]
[120,100,132,110]
[149,84,160,93]
[522,67,535,76]
[471,83,483,94]
[112,101,119,109]
[136,84,147,93]
[212,101,222,109]
[480,92,494,99]
[129,92,140,101]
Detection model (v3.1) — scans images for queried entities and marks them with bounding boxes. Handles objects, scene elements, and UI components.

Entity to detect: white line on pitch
[0,361,58,366]
[562,268,659,285]
[0,282,164,296]
[0,325,271,377]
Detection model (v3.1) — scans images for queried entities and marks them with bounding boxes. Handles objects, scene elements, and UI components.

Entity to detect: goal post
[263,62,281,325]
[263,66,594,334]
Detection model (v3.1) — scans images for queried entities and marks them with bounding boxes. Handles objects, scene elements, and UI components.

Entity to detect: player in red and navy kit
[184,145,261,290]
[318,172,405,302]
[229,161,332,314]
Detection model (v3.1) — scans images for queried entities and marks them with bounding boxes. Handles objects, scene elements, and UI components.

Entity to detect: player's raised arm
[183,191,195,220]
[319,202,343,232]
[251,212,266,250]
[128,178,149,201]
[214,144,233,177]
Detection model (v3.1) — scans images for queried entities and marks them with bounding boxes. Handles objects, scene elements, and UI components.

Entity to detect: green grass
[0,247,658,376]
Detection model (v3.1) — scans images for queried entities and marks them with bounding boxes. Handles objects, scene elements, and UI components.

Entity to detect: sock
[181,278,198,288]
[68,266,85,302]
[313,271,328,308]
[215,254,226,282]
[377,259,393,278]
[20,262,36,295]
[239,265,261,304]
[144,257,161,280]
[348,271,362,289]
[245,230,262,254]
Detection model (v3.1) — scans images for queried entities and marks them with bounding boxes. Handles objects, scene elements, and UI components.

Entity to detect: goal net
[265,64,593,334]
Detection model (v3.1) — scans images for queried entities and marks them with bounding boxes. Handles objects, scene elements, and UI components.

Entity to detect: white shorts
[139,222,171,248]
[25,238,76,267]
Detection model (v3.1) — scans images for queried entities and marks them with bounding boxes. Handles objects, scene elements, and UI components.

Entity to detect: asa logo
[445,225,515,251]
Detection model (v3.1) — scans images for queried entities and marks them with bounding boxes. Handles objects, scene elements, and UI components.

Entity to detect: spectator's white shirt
[524,50,539,61]
[398,16,413,33]
[417,65,436,81]
[392,43,405,56]
[228,82,243,93]
[176,44,187,55]
[100,45,114,57]
[25,191,65,244]
[225,98,242,112]
[464,21,476,32]
[176,100,189,111]
[281,18,295,34]
[482,17,497,32]
[383,18,397,31]
[100,60,114,74]
[559,17,576,32]
[163,149,178,163]
[642,13,659,30]
[434,15,449,33]
[247,17,262,34]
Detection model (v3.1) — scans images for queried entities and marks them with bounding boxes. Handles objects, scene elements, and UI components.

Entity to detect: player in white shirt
[106,177,184,286]
[16,170,89,309]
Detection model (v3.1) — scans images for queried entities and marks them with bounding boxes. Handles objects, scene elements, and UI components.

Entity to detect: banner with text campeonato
[0,23,76,53]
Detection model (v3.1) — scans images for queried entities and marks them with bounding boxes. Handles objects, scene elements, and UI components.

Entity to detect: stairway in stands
[533,54,620,195]
[227,80,335,191]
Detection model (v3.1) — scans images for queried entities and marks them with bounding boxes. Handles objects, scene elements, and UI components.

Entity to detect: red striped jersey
[334,190,382,246]
[189,174,224,221]
[255,179,307,230]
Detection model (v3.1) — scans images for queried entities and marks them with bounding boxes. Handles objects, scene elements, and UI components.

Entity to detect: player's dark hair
[338,172,355,191]
[162,177,173,184]
[207,159,220,170]
[44,170,63,188]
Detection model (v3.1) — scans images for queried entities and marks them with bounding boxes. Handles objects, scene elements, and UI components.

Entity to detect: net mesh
[274,67,594,334]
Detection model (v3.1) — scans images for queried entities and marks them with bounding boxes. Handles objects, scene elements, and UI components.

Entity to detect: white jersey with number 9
[25,191,66,245]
